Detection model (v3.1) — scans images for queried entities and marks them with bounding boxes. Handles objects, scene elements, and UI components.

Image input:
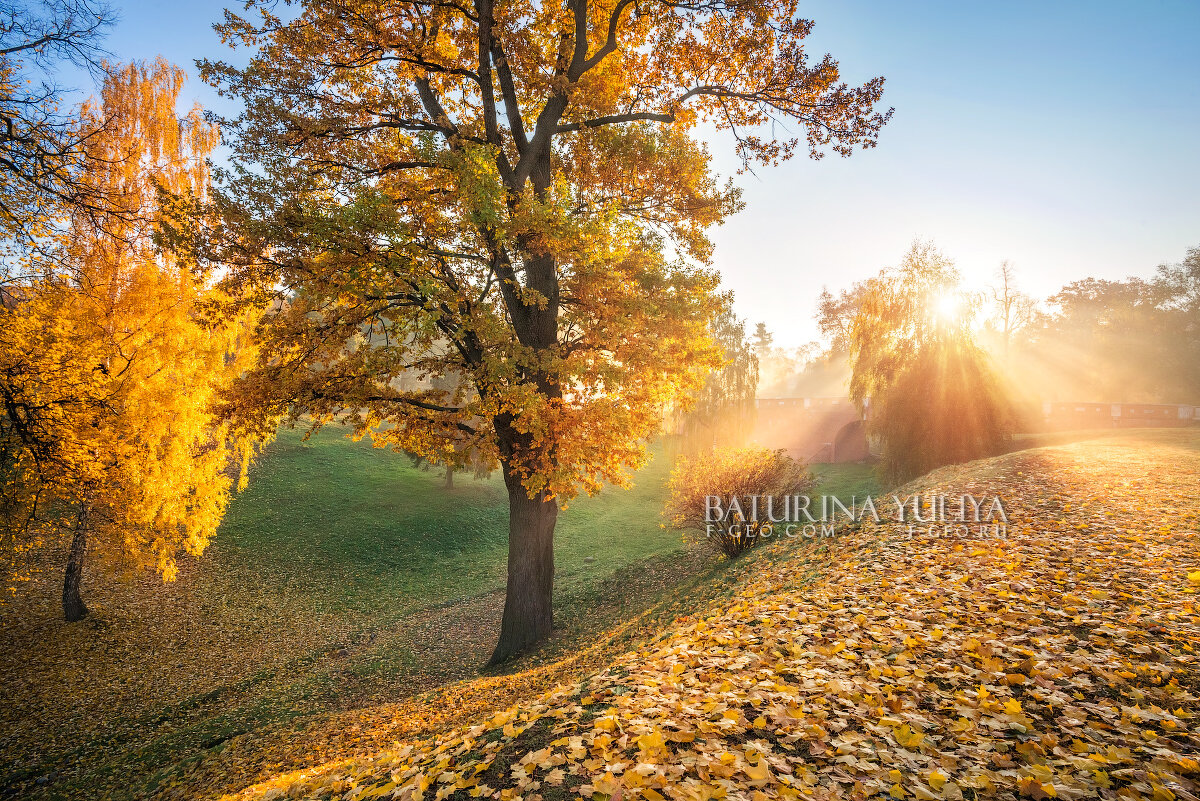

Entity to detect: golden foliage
[0,59,263,586]
[198,0,892,502]
[197,0,891,658]
[664,447,813,556]
[849,243,1013,484]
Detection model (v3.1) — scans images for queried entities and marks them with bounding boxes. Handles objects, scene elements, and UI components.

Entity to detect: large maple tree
[200,0,891,662]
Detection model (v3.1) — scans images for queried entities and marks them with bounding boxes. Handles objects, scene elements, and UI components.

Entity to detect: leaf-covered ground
[230,429,1200,801]
[1,428,749,800]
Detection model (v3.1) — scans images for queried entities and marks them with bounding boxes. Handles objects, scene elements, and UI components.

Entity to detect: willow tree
[849,242,1012,485]
[200,0,891,662]
[670,306,758,455]
[0,60,259,619]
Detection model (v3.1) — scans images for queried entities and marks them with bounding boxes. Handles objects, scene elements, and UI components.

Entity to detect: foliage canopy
[848,242,1012,484]
[0,60,260,615]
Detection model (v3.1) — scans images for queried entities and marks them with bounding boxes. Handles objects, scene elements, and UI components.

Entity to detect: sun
[933,291,964,323]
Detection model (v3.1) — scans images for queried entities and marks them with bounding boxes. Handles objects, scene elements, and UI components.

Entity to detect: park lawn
[807,461,882,502]
[217,426,683,614]
[218,428,880,614]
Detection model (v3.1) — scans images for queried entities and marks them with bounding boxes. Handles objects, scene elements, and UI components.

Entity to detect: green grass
[218,426,681,614]
[808,461,882,501]
[221,429,883,613]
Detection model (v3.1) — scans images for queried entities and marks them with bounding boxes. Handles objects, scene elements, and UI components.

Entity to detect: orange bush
[664,447,813,557]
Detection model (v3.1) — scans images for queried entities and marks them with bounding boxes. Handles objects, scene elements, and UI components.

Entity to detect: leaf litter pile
[233,432,1200,801]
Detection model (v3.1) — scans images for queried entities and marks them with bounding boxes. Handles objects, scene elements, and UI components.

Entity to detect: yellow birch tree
[0,59,262,619]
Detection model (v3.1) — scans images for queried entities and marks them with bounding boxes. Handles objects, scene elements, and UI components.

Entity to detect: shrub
[664,447,814,557]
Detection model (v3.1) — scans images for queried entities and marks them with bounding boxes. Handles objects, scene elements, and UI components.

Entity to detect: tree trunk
[488,462,558,665]
[488,145,561,666]
[444,467,454,490]
[63,512,89,622]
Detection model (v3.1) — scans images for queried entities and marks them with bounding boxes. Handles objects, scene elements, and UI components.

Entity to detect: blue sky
[78,0,1200,345]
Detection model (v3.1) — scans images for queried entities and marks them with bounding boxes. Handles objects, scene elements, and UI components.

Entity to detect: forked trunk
[488,463,558,665]
[63,512,89,622]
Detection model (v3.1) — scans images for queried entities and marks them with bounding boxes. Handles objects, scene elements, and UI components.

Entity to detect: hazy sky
[80,0,1200,346]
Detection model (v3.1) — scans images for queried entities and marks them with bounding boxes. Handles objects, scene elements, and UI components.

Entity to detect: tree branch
[580,0,637,73]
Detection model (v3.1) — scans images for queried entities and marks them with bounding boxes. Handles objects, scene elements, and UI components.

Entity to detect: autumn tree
[1036,277,1162,402]
[1152,245,1200,400]
[816,283,870,357]
[749,321,816,396]
[751,322,773,359]
[404,365,495,490]
[198,0,891,662]
[986,261,1038,360]
[849,242,1012,484]
[0,60,260,619]
[767,280,872,398]
[979,246,1199,406]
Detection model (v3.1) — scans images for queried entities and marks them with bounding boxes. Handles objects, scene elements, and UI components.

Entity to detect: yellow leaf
[1152,785,1176,801]
[637,730,665,753]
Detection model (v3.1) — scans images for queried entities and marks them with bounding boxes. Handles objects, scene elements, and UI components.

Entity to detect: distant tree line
[816,244,1200,408]
[668,306,758,456]
[994,247,1200,404]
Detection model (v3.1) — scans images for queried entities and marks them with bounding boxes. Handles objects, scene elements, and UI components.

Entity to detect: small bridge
[1041,402,1198,429]
[752,397,869,464]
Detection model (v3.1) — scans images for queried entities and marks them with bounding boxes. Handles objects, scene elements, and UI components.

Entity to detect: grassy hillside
[0,425,878,800]
[218,427,684,613]
[218,428,884,612]
[0,426,683,799]
[231,428,1200,801]
[808,461,881,501]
